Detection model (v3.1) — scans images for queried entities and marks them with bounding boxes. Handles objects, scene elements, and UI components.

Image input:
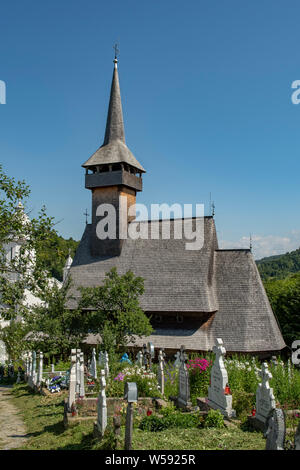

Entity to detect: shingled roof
[66,217,285,353]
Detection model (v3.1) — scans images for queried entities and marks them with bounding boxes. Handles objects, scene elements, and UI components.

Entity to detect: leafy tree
[0,164,55,324]
[78,268,153,353]
[264,273,300,346]
[25,278,88,358]
[0,320,29,362]
[35,232,79,281]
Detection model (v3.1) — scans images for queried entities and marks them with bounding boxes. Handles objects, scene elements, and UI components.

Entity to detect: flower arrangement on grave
[107,365,161,398]
[187,357,212,403]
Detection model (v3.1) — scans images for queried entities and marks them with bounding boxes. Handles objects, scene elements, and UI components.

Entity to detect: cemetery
[0,339,299,450]
[1,6,300,454]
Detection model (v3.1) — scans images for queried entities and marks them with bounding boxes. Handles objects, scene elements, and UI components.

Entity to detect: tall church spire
[82,52,146,257]
[103,57,125,145]
[82,55,145,173]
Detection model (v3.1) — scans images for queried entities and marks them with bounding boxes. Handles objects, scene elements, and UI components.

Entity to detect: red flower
[251,408,256,416]
[224,385,231,395]
[147,409,152,416]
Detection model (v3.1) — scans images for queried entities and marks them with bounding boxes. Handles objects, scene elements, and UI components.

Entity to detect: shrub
[232,390,255,418]
[163,362,179,398]
[204,409,224,428]
[139,407,202,432]
[139,414,167,432]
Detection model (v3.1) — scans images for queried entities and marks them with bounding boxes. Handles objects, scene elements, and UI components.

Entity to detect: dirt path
[0,385,28,450]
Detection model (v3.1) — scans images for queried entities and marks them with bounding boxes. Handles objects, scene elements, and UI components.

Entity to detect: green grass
[11,384,97,450]
[10,384,267,450]
[130,427,265,450]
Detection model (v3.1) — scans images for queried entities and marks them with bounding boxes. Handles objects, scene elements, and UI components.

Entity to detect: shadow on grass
[56,433,97,450]
[24,420,66,439]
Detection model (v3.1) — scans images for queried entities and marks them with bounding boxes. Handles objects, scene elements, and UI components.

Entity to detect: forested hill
[256,247,300,280]
[36,232,79,281]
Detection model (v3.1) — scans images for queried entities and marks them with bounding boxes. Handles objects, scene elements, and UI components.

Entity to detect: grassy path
[10,384,267,450]
[0,385,28,450]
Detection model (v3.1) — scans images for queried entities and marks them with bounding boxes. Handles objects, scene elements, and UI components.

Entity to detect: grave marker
[174,351,180,368]
[104,351,109,378]
[265,408,285,450]
[37,351,43,388]
[255,362,276,426]
[90,348,97,379]
[76,349,81,395]
[124,382,138,450]
[294,421,300,450]
[79,351,85,398]
[68,349,77,412]
[135,351,143,367]
[31,351,37,387]
[27,352,32,384]
[207,338,236,418]
[97,370,107,436]
[98,351,103,367]
[157,349,165,396]
[177,345,192,409]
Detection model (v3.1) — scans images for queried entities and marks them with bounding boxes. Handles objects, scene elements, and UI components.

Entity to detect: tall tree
[25,278,88,357]
[0,164,55,323]
[78,268,153,353]
[264,273,300,347]
[0,165,56,360]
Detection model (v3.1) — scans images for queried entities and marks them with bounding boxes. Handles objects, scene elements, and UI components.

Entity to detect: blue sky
[1,0,300,259]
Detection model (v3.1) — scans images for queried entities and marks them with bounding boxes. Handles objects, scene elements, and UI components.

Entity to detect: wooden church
[67,56,285,355]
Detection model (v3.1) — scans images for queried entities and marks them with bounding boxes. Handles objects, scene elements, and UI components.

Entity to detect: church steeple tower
[103,57,125,146]
[82,54,145,257]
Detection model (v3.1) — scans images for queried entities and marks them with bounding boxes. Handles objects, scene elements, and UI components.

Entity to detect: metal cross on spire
[211,201,215,217]
[113,43,119,60]
[84,209,89,225]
